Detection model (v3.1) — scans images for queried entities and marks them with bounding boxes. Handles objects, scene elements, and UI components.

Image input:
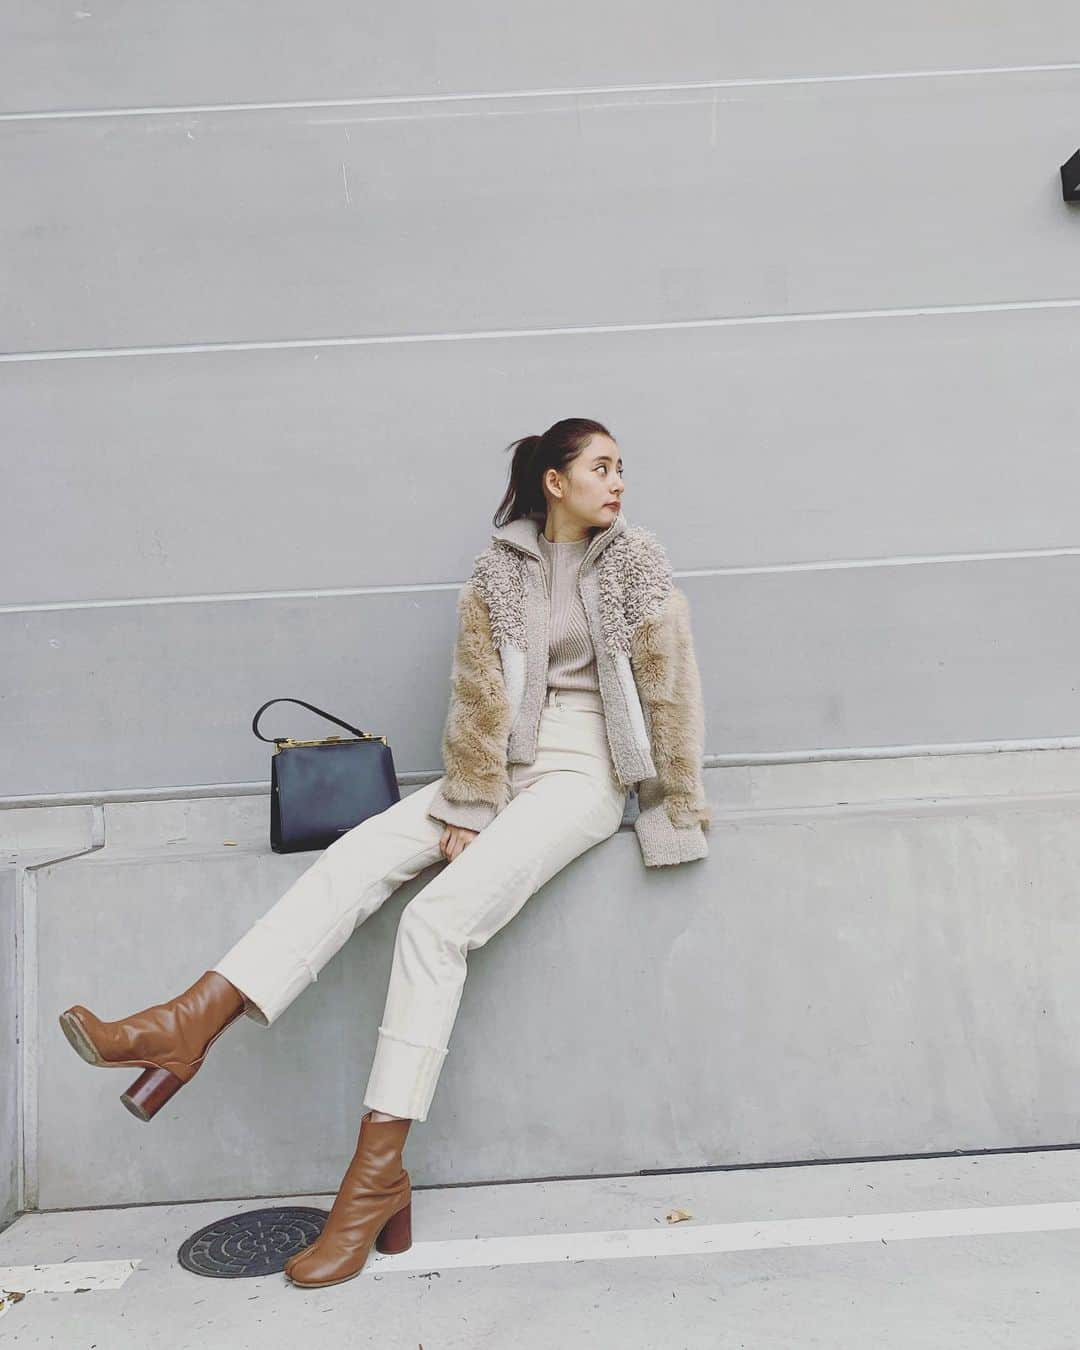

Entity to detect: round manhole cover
[178,1206,330,1278]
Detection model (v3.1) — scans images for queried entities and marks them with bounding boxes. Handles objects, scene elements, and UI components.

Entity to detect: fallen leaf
[665,1208,693,1224]
[0,1290,27,1319]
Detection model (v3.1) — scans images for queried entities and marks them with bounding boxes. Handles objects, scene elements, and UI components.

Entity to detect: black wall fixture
[1062,149,1080,202]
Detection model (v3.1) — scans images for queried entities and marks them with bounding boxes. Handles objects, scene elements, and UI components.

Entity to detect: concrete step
[7,749,1080,1210]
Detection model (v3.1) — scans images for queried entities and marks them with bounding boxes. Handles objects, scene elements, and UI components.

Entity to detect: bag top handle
[252,697,371,744]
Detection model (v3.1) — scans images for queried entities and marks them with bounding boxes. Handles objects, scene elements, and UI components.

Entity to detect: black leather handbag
[252,698,401,853]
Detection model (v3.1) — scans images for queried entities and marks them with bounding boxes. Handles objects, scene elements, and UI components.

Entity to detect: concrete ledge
[0,869,17,1227]
[13,748,1080,1209]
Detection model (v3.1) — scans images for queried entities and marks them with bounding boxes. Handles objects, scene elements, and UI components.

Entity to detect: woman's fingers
[439,824,478,862]
[440,826,459,862]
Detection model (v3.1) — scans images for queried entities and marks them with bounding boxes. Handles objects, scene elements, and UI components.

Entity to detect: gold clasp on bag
[272,733,387,751]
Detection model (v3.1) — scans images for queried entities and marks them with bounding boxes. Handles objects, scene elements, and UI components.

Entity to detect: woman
[57,416,711,1289]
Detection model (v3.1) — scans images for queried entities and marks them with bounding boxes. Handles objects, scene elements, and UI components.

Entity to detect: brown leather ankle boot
[58,971,247,1121]
[285,1110,413,1288]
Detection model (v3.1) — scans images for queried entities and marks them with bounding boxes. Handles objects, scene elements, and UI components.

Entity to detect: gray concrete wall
[4,9,1080,796]
[6,4,1080,1212]
[9,550,1080,795]
[5,3,1080,110]
[20,749,1080,1210]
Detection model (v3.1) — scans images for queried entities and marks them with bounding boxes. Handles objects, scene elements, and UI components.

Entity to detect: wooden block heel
[375,1201,412,1255]
[120,1066,184,1121]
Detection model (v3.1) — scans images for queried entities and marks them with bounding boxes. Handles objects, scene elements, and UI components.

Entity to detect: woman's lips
[605,501,620,509]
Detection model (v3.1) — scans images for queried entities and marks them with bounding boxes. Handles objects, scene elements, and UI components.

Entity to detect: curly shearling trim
[471,546,527,651]
[596,527,674,656]
[474,524,673,661]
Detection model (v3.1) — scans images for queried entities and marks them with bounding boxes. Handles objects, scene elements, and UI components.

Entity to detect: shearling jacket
[427,509,712,867]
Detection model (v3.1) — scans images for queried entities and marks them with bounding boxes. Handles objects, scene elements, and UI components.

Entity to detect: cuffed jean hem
[212,918,317,1027]
[362,1026,449,1122]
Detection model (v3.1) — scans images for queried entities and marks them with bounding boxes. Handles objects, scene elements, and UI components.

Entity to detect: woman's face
[546,435,625,528]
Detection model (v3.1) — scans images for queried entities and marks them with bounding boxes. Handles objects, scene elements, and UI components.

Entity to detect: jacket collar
[492,508,628,572]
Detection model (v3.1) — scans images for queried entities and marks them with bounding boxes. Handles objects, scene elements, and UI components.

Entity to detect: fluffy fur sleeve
[629,586,711,865]
[426,579,513,833]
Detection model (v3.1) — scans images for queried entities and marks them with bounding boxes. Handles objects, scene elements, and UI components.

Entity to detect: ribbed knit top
[535,525,601,693]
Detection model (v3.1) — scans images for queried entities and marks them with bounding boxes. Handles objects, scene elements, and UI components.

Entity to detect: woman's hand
[440,824,479,862]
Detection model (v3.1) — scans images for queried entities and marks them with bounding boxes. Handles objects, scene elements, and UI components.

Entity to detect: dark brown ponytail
[493,417,613,526]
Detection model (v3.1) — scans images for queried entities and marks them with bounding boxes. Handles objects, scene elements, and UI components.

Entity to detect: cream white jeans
[212,687,628,1121]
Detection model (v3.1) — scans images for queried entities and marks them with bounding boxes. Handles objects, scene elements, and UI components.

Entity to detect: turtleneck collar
[537,527,589,550]
[492,508,628,572]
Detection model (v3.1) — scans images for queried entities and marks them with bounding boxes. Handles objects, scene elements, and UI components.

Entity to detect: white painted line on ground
[0,1260,140,1294]
[5,1197,1079,1291]
[364,1200,1080,1274]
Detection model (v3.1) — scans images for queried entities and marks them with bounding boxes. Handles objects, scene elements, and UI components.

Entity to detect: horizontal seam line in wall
[2,60,1079,121]
[4,298,1080,364]
[7,737,1080,807]
[5,545,1080,614]
[703,788,1080,824]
